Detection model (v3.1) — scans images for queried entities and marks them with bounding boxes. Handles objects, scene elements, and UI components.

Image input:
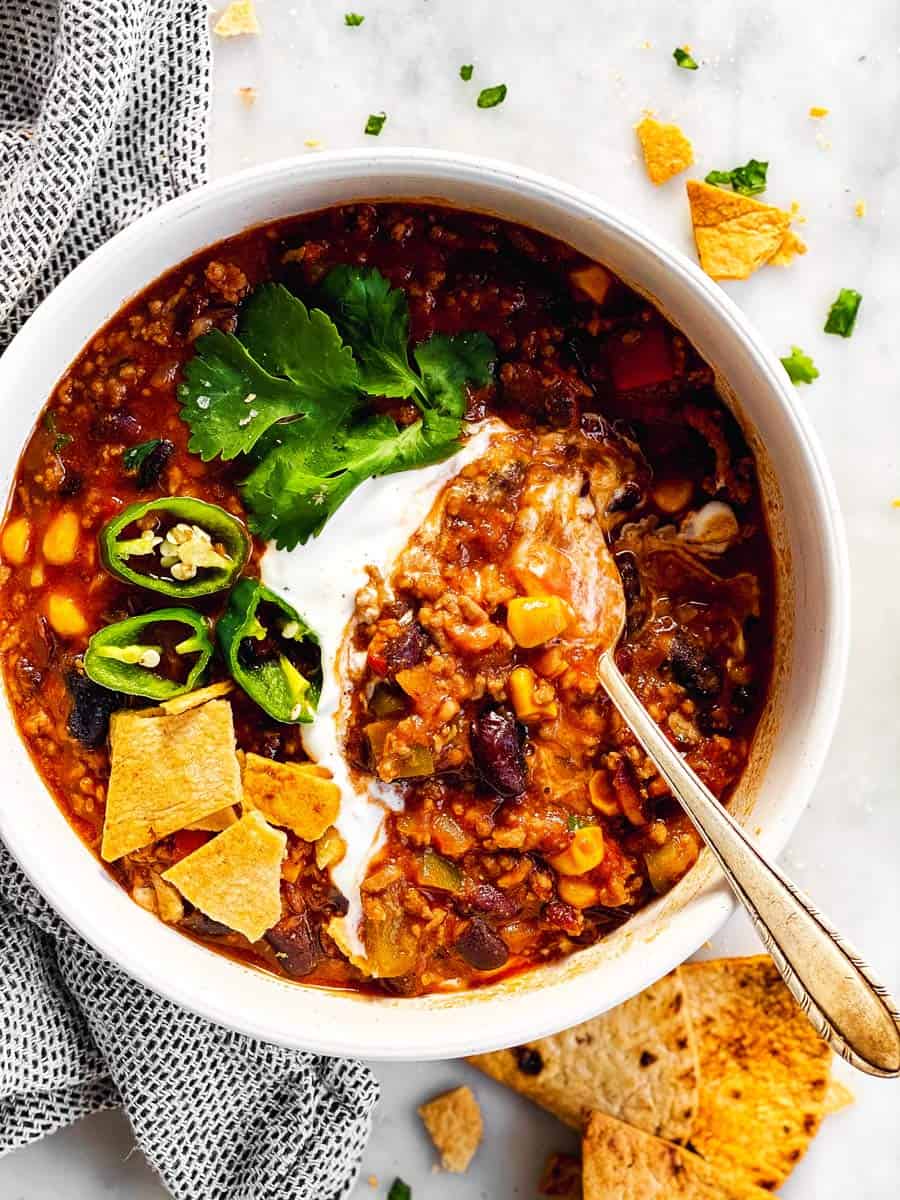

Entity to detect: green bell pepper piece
[99,496,250,598]
[217,578,322,723]
[83,607,213,700]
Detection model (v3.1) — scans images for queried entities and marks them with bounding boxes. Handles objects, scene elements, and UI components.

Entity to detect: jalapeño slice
[83,607,213,700]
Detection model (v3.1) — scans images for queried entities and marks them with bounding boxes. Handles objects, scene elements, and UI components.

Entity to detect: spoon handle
[598,655,900,1077]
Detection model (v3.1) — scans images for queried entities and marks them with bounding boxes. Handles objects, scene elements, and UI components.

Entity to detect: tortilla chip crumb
[214,0,260,38]
[686,179,801,280]
[855,199,867,219]
[539,1152,583,1199]
[304,138,324,150]
[367,1176,378,1188]
[163,811,286,942]
[237,86,258,106]
[892,498,900,509]
[418,1086,483,1173]
[822,1078,854,1116]
[636,116,694,185]
[808,106,829,118]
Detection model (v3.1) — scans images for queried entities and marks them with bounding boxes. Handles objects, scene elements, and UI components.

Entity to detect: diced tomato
[172,828,211,862]
[608,323,674,391]
[367,647,388,676]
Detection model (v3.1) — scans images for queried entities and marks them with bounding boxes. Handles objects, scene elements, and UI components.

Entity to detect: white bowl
[0,150,849,1059]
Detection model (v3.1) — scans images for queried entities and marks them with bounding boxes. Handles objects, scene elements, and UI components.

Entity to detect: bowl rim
[0,148,850,1058]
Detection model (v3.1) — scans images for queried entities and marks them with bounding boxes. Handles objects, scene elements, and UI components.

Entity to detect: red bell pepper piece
[609,323,674,391]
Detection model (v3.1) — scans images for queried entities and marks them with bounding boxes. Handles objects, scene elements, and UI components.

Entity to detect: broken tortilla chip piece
[679,956,831,1192]
[686,180,798,280]
[158,679,233,716]
[213,0,260,38]
[582,1111,776,1200]
[418,1085,483,1173]
[185,805,238,833]
[163,810,285,942]
[636,116,694,185]
[769,227,807,267]
[101,700,242,861]
[468,970,697,1140]
[242,752,340,841]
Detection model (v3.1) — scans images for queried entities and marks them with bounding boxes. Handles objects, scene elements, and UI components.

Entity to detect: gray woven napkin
[0,3,379,1197]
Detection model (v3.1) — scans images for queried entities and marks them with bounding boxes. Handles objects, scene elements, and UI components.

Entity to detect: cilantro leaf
[344,12,364,25]
[243,329,495,547]
[477,84,507,109]
[179,284,359,461]
[364,111,387,135]
[567,813,596,831]
[705,159,768,196]
[673,47,698,69]
[320,265,419,398]
[387,1181,412,1200]
[123,439,164,472]
[460,63,474,80]
[824,288,862,337]
[780,346,819,385]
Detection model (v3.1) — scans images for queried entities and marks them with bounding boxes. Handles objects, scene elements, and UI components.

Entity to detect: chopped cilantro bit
[123,439,164,472]
[53,432,72,453]
[704,158,768,197]
[567,813,596,831]
[344,12,364,25]
[780,346,819,385]
[180,269,495,548]
[460,63,474,81]
[387,1181,411,1200]
[477,84,507,109]
[824,288,862,338]
[673,47,698,69]
[364,111,386,136]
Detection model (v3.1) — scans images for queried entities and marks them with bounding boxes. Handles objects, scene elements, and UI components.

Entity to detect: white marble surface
[3,0,900,1196]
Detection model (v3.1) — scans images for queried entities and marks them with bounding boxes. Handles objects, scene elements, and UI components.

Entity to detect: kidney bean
[471,707,528,798]
[668,635,721,700]
[469,882,518,920]
[383,622,429,674]
[454,917,509,971]
[265,914,322,978]
[543,899,581,933]
[91,409,142,442]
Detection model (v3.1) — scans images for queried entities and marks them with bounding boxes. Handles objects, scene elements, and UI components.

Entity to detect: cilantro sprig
[824,288,862,337]
[780,346,819,385]
[705,159,768,197]
[673,47,698,69]
[179,271,495,547]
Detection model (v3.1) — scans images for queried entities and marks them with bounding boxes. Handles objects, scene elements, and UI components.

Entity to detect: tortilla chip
[686,180,793,280]
[636,117,695,185]
[822,1077,854,1116]
[468,970,698,1140]
[679,956,831,1192]
[769,228,807,266]
[185,805,238,832]
[242,752,340,841]
[213,0,260,38]
[163,811,285,942]
[157,680,233,715]
[418,1085,483,1173]
[539,1152,583,1199]
[101,701,242,861]
[582,1112,776,1200]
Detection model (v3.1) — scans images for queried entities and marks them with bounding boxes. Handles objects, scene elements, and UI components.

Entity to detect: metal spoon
[597,601,900,1078]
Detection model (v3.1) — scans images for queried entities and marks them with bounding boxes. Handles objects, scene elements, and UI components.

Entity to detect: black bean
[265,914,322,978]
[65,669,122,749]
[383,622,429,674]
[92,409,142,442]
[136,439,175,489]
[668,636,722,700]
[454,917,509,971]
[513,1046,544,1075]
[471,707,528,798]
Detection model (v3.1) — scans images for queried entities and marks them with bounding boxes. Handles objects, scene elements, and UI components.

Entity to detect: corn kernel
[558,877,603,908]
[42,510,80,565]
[550,825,605,875]
[1,516,32,565]
[46,593,87,638]
[509,665,558,722]
[507,595,573,648]
[652,478,693,514]
[589,770,620,816]
[30,564,45,588]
